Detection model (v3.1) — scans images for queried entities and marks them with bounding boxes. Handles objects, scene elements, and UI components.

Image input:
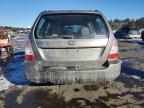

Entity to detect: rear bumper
[128,35,141,39]
[24,60,121,84]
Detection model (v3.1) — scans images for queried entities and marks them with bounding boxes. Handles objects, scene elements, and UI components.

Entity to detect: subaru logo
[68,40,75,45]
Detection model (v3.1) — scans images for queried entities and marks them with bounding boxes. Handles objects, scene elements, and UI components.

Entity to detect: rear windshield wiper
[61,36,74,39]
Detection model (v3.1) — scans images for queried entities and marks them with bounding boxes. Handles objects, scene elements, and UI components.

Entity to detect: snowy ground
[0,36,144,108]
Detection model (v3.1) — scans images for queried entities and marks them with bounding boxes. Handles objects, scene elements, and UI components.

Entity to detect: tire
[141,36,144,41]
[141,31,144,41]
[6,46,13,61]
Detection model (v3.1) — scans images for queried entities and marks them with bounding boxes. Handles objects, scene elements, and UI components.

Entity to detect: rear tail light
[25,55,36,61]
[108,53,119,60]
[25,39,36,62]
[108,38,119,60]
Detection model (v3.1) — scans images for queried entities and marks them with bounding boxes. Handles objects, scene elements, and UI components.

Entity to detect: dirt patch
[3,86,108,108]
[0,81,143,108]
[83,84,100,91]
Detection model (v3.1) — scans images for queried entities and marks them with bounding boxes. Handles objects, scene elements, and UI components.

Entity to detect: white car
[128,28,141,39]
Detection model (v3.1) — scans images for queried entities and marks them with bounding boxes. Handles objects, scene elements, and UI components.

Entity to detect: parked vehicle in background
[114,27,129,39]
[128,28,141,39]
[24,10,121,84]
[0,30,13,61]
[141,30,144,41]
[114,27,141,39]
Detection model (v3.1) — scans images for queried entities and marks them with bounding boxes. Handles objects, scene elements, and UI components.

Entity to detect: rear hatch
[31,12,112,67]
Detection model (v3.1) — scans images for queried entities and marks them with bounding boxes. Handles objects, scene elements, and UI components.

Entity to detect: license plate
[1,48,6,52]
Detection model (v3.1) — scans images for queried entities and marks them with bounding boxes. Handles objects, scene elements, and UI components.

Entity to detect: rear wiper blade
[61,36,74,39]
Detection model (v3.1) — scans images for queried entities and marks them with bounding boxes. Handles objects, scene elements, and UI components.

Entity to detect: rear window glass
[35,14,109,39]
[129,28,140,34]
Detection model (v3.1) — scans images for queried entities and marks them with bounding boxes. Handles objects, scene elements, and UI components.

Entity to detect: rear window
[35,14,109,39]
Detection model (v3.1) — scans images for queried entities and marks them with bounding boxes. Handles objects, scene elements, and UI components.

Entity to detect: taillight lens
[108,53,119,60]
[108,38,119,60]
[25,39,36,62]
[25,55,36,62]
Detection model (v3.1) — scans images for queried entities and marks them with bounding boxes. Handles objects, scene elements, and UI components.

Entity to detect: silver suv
[24,10,121,84]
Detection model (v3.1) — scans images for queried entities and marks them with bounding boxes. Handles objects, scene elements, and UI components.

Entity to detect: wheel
[6,46,13,61]
[141,36,144,41]
[141,31,144,41]
[142,35,144,41]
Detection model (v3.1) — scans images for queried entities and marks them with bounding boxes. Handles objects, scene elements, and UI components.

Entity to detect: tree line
[109,17,144,30]
[0,26,27,32]
[1,17,144,31]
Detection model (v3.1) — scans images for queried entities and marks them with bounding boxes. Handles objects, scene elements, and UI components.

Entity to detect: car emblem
[68,40,75,45]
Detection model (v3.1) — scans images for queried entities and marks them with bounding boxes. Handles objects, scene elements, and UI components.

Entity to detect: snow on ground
[0,68,13,91]
[0,35,29,91]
